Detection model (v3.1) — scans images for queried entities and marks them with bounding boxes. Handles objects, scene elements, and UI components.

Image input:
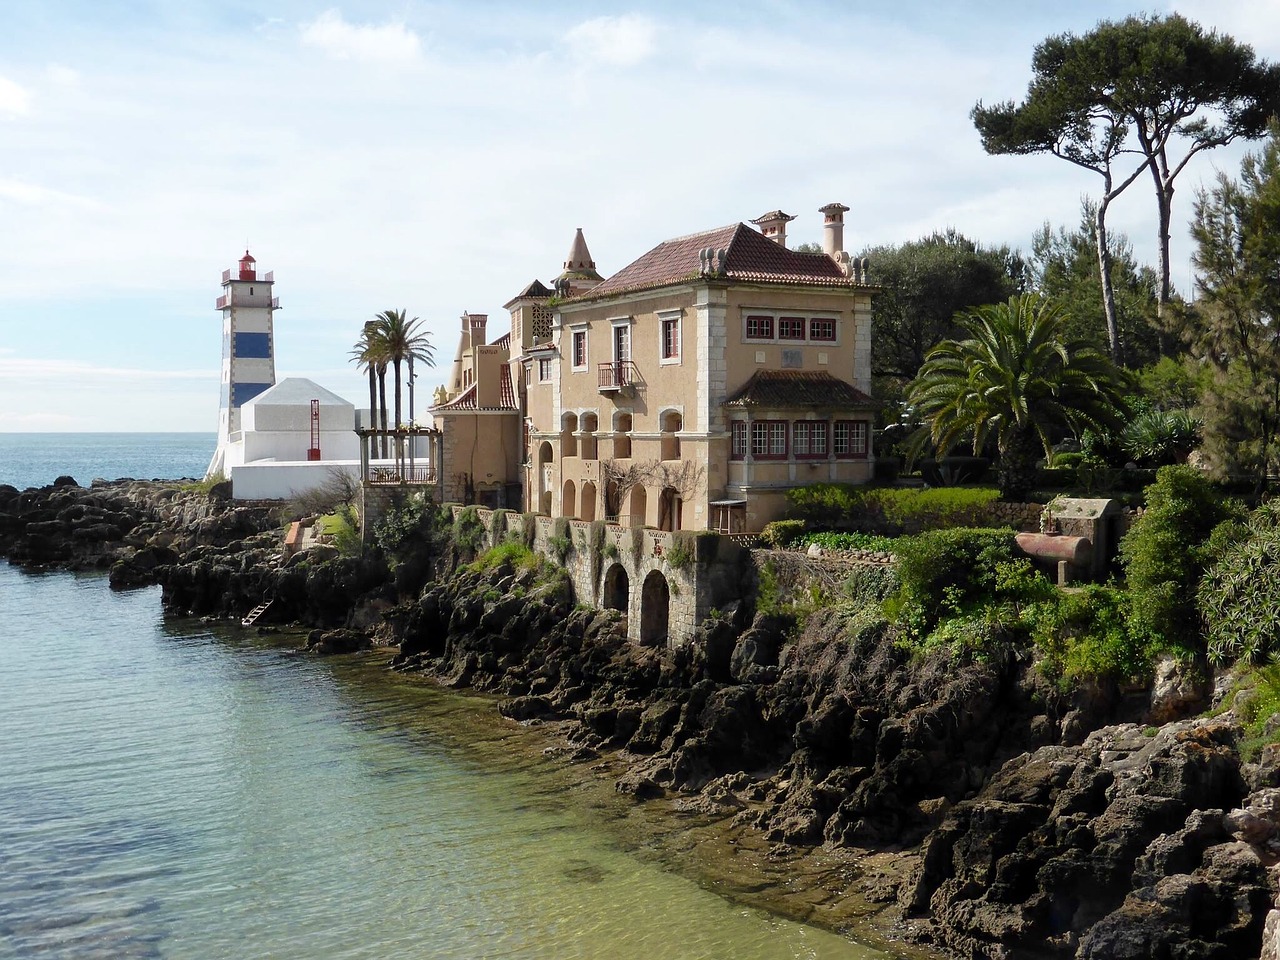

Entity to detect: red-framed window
[794,420,829,458]
[834,420,869,458]
[746,315,774,340]
[779,316,805,340]
[751,420,787,459]
[730,421,747,460]
[661,316,680,360]
[572,331,587,368]
[810,318,836,341]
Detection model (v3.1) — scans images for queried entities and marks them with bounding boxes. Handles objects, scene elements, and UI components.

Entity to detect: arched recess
[657,487,682,532]
[603,563,629,614]
[562,479,577,519]
[580,481,597,521]
[629,484,648,528]
[537,441,554,515]
[581,412,599,461]
[640,570,670,646]
[561,412,579,457]
[613,412,632,459]
[660,410,682,461]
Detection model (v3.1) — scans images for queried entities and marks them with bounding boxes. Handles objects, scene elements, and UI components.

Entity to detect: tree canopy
[860,229,1026,383]
[1030,200,1161,366]
[1180,123,1280,491]
[906,293,1127,499]
[973,12,1280,359]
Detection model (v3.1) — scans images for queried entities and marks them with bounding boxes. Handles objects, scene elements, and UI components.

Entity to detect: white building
[217,377,364,500]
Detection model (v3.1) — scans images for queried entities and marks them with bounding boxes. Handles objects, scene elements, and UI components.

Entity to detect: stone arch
[580,481,597,521]
[561,412,579,457]
[659,409,682,461]
[580,412,599,461]
[640,570,670,646]
[537,441,554,515]
[629,484,648,528]
[613,411,633,459]
[657,486,682,532]
[562,479,577,519]
[603,563,629,614]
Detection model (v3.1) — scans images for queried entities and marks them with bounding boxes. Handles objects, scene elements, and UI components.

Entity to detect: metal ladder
[241,599,274,627]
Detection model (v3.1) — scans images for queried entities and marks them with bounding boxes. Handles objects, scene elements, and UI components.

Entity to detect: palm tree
[906,293,1127,499]
[372,309,435,430]
[350,321,389,459]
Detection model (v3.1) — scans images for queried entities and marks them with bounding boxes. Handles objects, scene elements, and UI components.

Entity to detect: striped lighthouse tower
[206,250,279,479]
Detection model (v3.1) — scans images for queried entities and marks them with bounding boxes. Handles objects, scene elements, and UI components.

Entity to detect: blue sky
[1,0,1277,431]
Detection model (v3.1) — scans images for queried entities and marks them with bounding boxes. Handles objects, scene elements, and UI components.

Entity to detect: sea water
[0,433,215,491]
[0,566,890,959]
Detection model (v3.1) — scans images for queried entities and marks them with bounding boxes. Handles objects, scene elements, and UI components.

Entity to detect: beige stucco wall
[527,277,876,530]
[438,411,521,505]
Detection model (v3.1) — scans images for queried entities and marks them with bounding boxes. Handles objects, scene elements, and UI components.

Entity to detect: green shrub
[1028,584,1154,686]
[1122,409,1202,467]
[1120,465,1244,652]
[374,494,442,561]
[471,540,539,574]
[919,456,990,486]
[843,564,900,608]
[1231,665,1280,760]
[1053,452,1086,468]
[1200,512,1280,665]
[452,505,487,557]
[548,535,571,562]
[761,519,806,548]
[755,559,783,617]
[888,527,1017,628]
[798,531,898,553]
[666,532,696,570]
[488,508,512,545]
[787,483,1002,533]
[329,504,362,558]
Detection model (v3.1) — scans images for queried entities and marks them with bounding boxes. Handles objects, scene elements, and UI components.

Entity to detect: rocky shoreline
[5,478,1280,960]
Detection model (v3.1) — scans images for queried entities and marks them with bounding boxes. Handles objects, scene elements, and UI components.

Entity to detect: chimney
[750,209,797,248]
[469,313,488,345]
[819,202,850,257]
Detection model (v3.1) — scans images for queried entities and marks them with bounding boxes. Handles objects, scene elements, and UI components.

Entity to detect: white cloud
[45,64,79,86]
[299,9,422,63]
[0,355,213,383]
[564,14,658,67]
[0,177,102,209]
[0,75,30,116]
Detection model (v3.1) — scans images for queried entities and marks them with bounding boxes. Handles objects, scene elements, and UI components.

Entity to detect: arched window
[660,410,682,461]
[561,412,578,458]
[613,412,632,459]
[581,412,599,461]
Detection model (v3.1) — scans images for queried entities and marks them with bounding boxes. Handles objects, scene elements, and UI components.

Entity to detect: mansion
[427,204,877,533]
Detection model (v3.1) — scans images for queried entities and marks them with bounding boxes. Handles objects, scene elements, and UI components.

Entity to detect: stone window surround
[740,308,842,346]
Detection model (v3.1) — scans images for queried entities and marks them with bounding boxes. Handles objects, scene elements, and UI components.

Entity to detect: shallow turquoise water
[0,565,888,959]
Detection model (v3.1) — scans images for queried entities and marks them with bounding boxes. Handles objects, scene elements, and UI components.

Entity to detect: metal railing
[597,360,639,390]
[367,465,437,485]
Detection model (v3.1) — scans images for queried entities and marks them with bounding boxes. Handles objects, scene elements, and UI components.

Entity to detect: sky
[2,0,1279,432]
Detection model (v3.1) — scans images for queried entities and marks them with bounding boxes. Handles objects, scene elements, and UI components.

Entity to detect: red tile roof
[430,363,517,412]
[577,223,861,300]
[724,370,876,410]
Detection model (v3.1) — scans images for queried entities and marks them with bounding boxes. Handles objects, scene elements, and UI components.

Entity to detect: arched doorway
[603,563,629,614]
[640,570,670,646]
[562,479,577,519]
[657,487,682,532]
[537,441,554,515]
[629,484,648,528]
[580,481,597,521]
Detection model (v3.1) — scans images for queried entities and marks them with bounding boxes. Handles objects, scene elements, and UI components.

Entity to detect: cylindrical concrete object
[1014,532,1093,567]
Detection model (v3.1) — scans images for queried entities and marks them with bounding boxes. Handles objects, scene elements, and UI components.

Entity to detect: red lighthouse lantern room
[238,250,257,281]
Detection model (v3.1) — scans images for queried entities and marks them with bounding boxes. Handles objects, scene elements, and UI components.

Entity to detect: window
[572,330,587,369]
[746,315,774,340]
[538,358,552,382]
[810,318,836,341]
[731,421,747,460]
[794,420,828,458]
[612,322,631,362]
[661,316,680,361]
[834,420,869,458]
[779,316,805,340]
[751,420,787,459]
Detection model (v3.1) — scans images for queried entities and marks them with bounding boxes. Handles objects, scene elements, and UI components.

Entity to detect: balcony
[214,294,281,310]
[598,360,640,393]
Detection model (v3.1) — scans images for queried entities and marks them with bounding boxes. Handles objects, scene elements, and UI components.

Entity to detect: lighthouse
[206,250,279,479]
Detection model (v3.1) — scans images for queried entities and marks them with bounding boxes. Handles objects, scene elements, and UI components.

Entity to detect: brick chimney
[750,209,797,248]
[820,202,850,257]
